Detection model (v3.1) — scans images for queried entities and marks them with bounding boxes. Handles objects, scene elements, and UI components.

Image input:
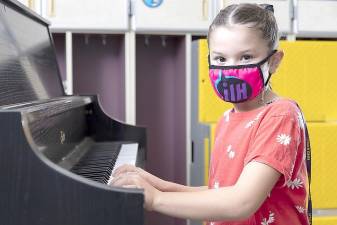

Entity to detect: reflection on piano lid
[0,1,146,225]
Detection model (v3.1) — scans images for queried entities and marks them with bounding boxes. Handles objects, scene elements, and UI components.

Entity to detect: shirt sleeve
[244,110,301,186]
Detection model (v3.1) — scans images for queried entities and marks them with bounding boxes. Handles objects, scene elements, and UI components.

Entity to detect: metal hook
[84,34,89,45]
[144,35,150,47]
[102,34,107,46]
[161,35,166,48]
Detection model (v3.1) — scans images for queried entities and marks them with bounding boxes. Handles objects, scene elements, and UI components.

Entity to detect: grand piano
[0,1,146,225]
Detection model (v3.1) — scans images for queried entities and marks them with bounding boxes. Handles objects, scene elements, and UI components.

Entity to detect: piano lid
[0,0,65,108]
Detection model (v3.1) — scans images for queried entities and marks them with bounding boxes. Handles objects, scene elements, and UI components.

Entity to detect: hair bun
[260,4,274,13]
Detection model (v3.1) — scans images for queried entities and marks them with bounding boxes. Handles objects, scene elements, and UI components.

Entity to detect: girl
[110,3,310,225]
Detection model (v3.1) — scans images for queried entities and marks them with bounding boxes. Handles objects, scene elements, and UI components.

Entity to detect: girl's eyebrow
[211,51,225,55]
[211,50,255,55]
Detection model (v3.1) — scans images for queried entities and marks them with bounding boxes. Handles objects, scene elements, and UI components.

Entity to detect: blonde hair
[208,4,279,50]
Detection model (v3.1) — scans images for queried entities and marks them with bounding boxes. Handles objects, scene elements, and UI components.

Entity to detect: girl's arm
[112,164,207,192]
[162,180,208,192]
[111,161,281,221]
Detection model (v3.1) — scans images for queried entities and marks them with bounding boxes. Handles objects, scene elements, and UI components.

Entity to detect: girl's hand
[112,164,143,177]
[112,164,167,191]
[109,171,160,211]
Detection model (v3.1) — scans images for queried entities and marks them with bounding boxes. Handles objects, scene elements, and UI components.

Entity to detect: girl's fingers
[110,172,139,187]
[113,164,137,176]
[110,175,129,186]
[122,184,138,188]
[109,173,158,211]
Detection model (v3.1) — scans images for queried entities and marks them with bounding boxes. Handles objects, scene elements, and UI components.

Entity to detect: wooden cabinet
[132,0,212,34]
[297,0,337,37]
[41,0,129,32]
[216,0,293,34]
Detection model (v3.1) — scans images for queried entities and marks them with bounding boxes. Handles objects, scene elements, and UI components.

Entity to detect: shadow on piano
[0,1,146,225]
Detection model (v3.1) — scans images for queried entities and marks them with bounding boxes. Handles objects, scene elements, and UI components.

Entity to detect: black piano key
[70,142,121,183]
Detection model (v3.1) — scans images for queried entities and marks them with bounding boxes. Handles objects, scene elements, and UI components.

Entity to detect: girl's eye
[241,54,253,61]
[215,56,226,63]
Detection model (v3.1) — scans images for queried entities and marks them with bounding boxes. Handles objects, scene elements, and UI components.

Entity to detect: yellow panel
[198,39,232,123]
[274,41,337,122]
[204,138,210,185]
[199,39,337,122]
[203,123,218,185]
[308,122,337,208]
[210,123,217,151]
[313,216,337,225]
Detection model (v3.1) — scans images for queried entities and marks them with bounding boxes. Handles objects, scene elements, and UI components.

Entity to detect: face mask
[208,50,277,103]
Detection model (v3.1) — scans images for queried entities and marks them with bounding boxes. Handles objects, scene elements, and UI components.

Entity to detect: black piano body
[0,1,146,225]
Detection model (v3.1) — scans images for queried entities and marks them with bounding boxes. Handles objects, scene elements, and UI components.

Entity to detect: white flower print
[295,205,306,214]
[224,110,230,122]
[245,111,263,128]
[261,211,275,225]
[226,145,236,159]
[245,120,255,128]
[297,112,305,130]
[214,181,220,189]
[228,151,235,159]
[276,134,291,146]
[287,178,303,190]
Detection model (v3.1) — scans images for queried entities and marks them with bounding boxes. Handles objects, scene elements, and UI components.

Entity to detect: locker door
[17,0,41,14]
[133,0,212,34]
[297,0,337,37]
[313,216,337,225]
[41,0,129,32]
[215,0,293,34]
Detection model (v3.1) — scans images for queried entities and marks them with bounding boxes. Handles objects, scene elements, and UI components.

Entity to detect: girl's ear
[269,50,284,74]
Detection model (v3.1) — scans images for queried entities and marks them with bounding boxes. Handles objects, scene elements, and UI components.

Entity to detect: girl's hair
[208,4,279,50]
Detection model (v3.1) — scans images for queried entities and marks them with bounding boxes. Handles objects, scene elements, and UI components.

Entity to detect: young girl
[110,3,310,225]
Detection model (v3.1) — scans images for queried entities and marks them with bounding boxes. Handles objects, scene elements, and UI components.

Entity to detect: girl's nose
[226,59,239,66]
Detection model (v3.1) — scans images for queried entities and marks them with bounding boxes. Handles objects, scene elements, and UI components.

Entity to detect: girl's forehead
[209,25,268,54]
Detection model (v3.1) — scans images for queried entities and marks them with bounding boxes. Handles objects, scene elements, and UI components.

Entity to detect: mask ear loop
[257,50,277,67]
[260,50,277,105]
[264,72,272,86]
[261,50,277,87]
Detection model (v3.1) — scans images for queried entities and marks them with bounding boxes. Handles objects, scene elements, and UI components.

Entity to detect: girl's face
[209,25,271,66]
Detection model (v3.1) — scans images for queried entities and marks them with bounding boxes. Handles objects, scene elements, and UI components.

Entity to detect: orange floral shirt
[207,99,309,225]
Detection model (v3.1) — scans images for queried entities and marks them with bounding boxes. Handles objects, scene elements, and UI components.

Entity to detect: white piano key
[107,143,138,185]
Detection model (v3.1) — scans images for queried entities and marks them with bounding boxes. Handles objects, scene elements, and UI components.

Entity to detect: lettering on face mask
[216,77,252,103]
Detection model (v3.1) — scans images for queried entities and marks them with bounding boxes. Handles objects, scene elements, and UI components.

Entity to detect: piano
[0,1,146,225]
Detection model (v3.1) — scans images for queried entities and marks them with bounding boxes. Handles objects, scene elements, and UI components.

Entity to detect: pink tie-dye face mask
[209,50,276,103]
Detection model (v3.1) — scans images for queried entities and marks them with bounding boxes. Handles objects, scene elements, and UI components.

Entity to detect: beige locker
[41,0,129,32]
[297,0,337,37]
[132,0,212,34]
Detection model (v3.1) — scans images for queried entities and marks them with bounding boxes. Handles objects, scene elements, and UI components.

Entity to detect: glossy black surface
[23,96,90,163]
[0,110,145,225]
[0,0,64,107]
[0,95,146,225]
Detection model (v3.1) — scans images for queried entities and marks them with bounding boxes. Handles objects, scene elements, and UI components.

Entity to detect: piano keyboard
[71,142,138,184]
[107,143,139,184]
